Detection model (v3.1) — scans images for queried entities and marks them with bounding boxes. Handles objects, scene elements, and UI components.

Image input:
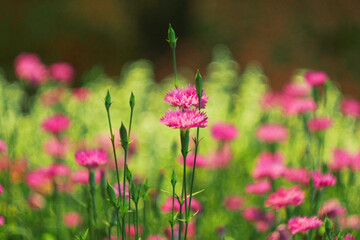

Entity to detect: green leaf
[107,182,117,207]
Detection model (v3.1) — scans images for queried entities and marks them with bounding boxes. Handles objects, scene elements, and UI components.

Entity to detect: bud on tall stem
[167,24,178,88]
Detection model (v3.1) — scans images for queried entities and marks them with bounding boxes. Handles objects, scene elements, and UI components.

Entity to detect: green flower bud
[126,165,132,183]
[105,90,112,110]
[107,182,117,207]
[180,129,190,158]
[142,179,150,199]
[119,123,128,150]
[129,92,135,109]
[167,24,177,49]
[324,217,332,239]
[195,70,203,101]
[171,170,177,187]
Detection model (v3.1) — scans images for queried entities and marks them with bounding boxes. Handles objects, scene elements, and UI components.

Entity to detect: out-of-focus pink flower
[160,109,208,130]
[164,222,196,239]
[256,124,288,143]
[311,170,336,189]
[283,82,311,97]
[43,137,70,159]
[224,195,245,211]
[71,169,101,185]
[265,186,305,210]
[304,71,328,86]
[42,114,71,134]
[14,53,47,85]
[161,196,202,213]
[164,85,208,109]
[40,87,66,107]
[331,234,355,240]
[267,224,290,240]
[307,117,332,132]
[252,151,285,179]
[243,207,274,232]
[0,185,3,194]
[72,88,92,102]
[75,149,108,169]
[284,98,316,116]
[96,131,121,151]
[288,216,323,235]
[48,163,70,178]
[261,92,284,111]
[9,158,28,184]
[329,148,352,172]
[0,139,7,153]
[210,122,239,141]
[178,153,208,168]
[49,62,74,83]
[245,180,272,195]
[318,199,346,218]
[28,192,46,210]
[125,224,143,238]
[113,182,130,199]
[25,167,53,195]
[339,215,360,230]
[206,144,233,169]
[63,212,83,228]
[351,152,360,171]
[282,168,309,186]
[340,98,360,118]
[0,216,4,226]
[146,235,167,240]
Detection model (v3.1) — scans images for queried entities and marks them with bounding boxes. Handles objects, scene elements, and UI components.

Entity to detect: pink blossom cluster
[265,186,305,209]
[288,216,323,234]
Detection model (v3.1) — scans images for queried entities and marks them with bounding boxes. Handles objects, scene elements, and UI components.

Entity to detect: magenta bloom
[284,98,316,116]
[283,82,311,97]
[339,215,360,230]
[75,149,108,169]
[224,195,245,211]
[113,182,129,199]
[311,170,336,189]
[210,122,239,141]
[340,98,360,118]
[43,136,70,159]
[42,114,71,134]
[161,196,202,213]
[304,71,328,86]
[288,216,323,235]
[0,139,7,153]
[267,225,290,240]
[307,117,332,132]
[72,88,92,102]
[318,199,346,218]
[329,148,352,172]
[245,180,272,195]
[14,53,48,85]
[49,62,75,83]
[164,84,208,109]
[243,207,275,232]
[71,169,101,184]
[282,168,309,186]
[265,186,305,210]
[0,216,4,226]
[178,153,208,168]
[28,192,46,210]
[252,151,285,179]
[160,108,208,130]
[48,163,71,178]
[0,185,3,194]
[206,144,233,169]
[146,235,167,240]
[25,167,53,194]
[261,92,284,111]
[332,234,355,240]
[256,124,288,143]
[63,212,83,228]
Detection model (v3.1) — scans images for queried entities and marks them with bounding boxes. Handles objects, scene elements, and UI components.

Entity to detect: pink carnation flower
[49,62,74,83]
[318,199,346,218]
[252,151,285,179]
[282,167,309,186]
[160,108,208,130]
[0,139,7,153]
[42,114,71,134]
[332,234,354,240]
[125,224,143,238]
[288,216,323,235]
[63,212,83,228]
[14,53,47,85]
[43,136,70,159]
[245,180,272,195]
[210,122,239,141]
[71,169,101,184]
[340,98,360,118]
[28,192,46,210]
[283,82,311,97]
[113,182,130,199]
[256,124,288,143]
[329,148,352,172]
[75,149,108,169]
[265,186,305,210]
[261,92,284,111]
[304,71,328,86]
[307,117,332,132]
[161,196,202,213]
[311,170,337,189]
[267,224,290,240]
[0,185,3,194]
[243,207,275,232]
[284,98,316,116]
[25,167,53,194]
[146,235,167,240]
[178,153,208,168]
[72,88,92,102]
[48,163,71,178]
[339,215,360,230]
[0,216,4,226]
[40,87,66,107]
[206,144,233,169]
[224,195,245,211]
[164,84,208,109]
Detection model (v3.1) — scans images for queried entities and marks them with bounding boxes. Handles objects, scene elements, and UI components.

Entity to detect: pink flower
[256,124,288,143]
[0,216,4,226]
[307,117,332,132]
[164,222,196,239]
[113,182,129,199]
[243,207,274,232]
[40,87,66,107]
[160,108,208,130]
[49,62,74,83]
[25,167,53,194]
[265,186,305,209]
[261,92,284,111]
[246,180,272,195]
[72,88,92,102]
[0,185,3,194]
[0,139,7,153]
[161,196,202,213]
[329,148,352,172]
[318,199,346,218]
[42,114,71,134]
[340,98,360,118]
[339,215,360,230]
[28,192,46,210]
[63,212,83,228]
[288,216,323,235]
[146,235,167,240]
[311,170,336,189]
[210,122,239,141]
[164,84,208,109]
[282,168,309,186]
[267,224,290,240]
[43,136,70,159]
[178,153,208,168]
[71,169,101,184]
[224,195,245,211]
[252,151,285,179]
[283,82,311,97]
[125,224,143,238]
[75,149,108,169]
[48,163,71,178]
[206,144,233,169]
[332,234,355,240]
[304,71,328,86]
[14,53,47,85]
[283,98,316,116]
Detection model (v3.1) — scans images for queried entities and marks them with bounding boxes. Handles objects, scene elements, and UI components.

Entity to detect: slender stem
[178,201,183,240]
[171,184,175,240]
[172,47,178,88]
[89,170,97,224]
[143,198,147,239]
[128,196,131,240]
[135,203,139,239]
[182,155,188,240]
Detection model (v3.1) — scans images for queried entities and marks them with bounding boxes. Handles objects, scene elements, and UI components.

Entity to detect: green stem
[171,184,175,240]
[89,170,97,224]
[143,198,147,239]
[135,203,139,239]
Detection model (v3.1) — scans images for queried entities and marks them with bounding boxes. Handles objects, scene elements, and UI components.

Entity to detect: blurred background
[1,0,360,96]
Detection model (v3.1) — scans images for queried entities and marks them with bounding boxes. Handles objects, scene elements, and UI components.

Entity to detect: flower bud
[104,90,112,110]
[167,24,177,49]
[129,92,135,109]
[171,170,177,187]
[195,70,203,101]
[119,123,128,150]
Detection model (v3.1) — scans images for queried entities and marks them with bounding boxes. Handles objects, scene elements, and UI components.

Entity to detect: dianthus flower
[304,71,328,86]
[224,195,245,211]
[146,235,167,240]
[243,207,274,232]
[283,82,311,97]
[75,149,108,169]
[340,98,360,118]
[329,148,352,172]
[178,153,208,168]
[261,92,284,111]
[42,114,71,134]
[339,215,360,230]
[288,216,323,235]
[256,124,288,143]
[210,122,239,141]
[25,167,53,194]
[245,180,272,195]
[160,108,208,130]
[0,139,7,153]
[307,117,332,132]
[318,199,346,218]
[63,212,83,228]
[331,234,354,240]
[282,167,309,186]
[43,136,70,159]
[28,192,46,210]
[311,170,336,189]
[71,169,101,184]
[72,88,92,102]
[161,196,202,213]
[267,224,291,240]
[14,53,47,85]
[164,84,208,109]
[265,186,305,210]
[49,62,74,83]
[252,151,285,179]
[284,98,316,116]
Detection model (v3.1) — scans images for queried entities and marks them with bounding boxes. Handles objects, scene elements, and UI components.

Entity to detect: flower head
[283,82,311,97]
[0,216,4,226]
[224,195,245,211]
[282,167,309,186]
[14,53,48,85]
[28,192,46,210]
[40,87,66,107]
[178,153,208,168]
[267,224,290,240]
[252,151,285,179]
[43,136,70,159]
[71,169,101,184]
[304,71,328,86]
[42,114,71,134]
[288,216,323,235]
[72,88,92,102]
[318,199,346,218]
[256,124,288,143]
[340,98,360,118]
[25,167,53,194]
[63,212,83,228]
[75,149,108,169]
[311,170,336,189]
[210,122,239,141]
[164,84,208,109]
[245,180,272,195]
[265,186,305,210]
[307,117,332,132]
[160,108,208,130]
[284,98,316,116]
[329,148,352,172]
[161,196,202,213]
[0,139,7,153]
[49,62,74,83]
[243,207,274,232]
[339,215,360,230]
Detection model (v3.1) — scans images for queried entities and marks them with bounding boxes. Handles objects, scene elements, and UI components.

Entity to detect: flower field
[0,26,360,240]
